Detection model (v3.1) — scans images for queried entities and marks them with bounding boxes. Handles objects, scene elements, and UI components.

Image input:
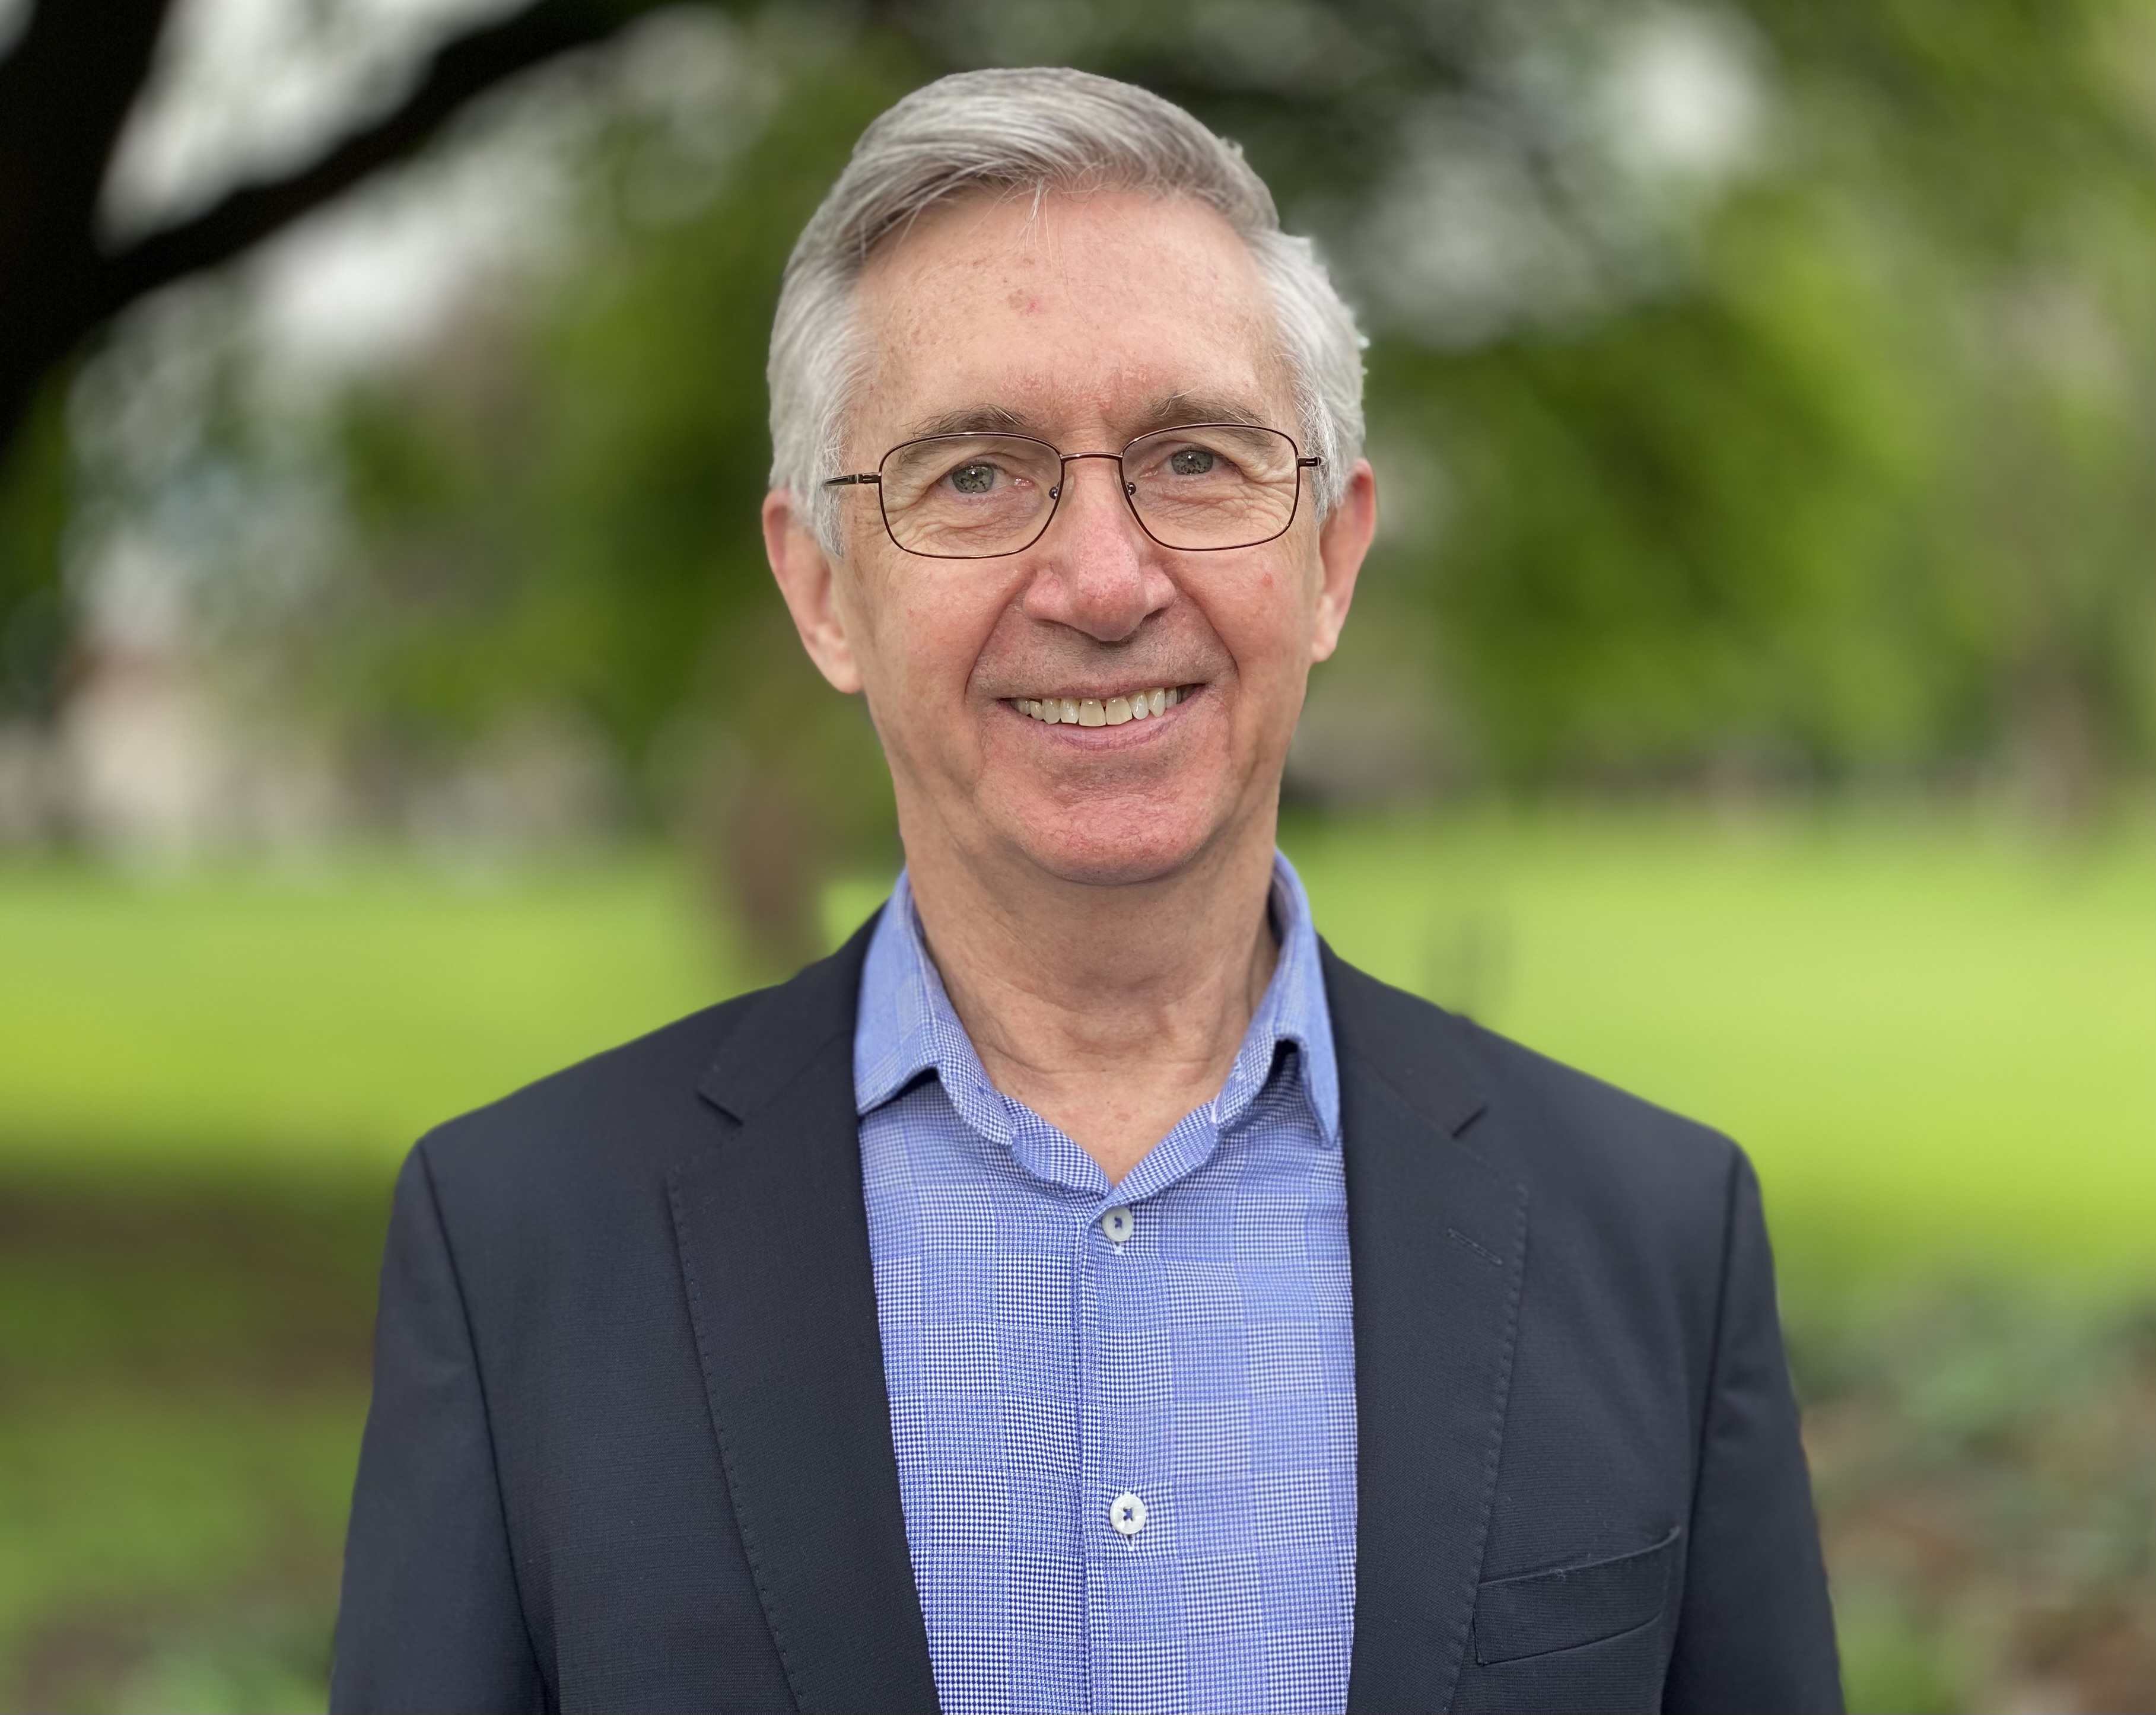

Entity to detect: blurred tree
[28,0,2156,963]
[1386,208,1924,782]
[256,28,926,968]
[0,0,713,753]
[1331,0,2156,800]
[0,383,74,723]
[1742,0,2156,805]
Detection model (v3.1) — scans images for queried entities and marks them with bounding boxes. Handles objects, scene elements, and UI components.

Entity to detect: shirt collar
[853,852,1340,1148]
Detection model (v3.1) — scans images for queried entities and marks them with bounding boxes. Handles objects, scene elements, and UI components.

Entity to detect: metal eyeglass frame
[823,423,1324,560]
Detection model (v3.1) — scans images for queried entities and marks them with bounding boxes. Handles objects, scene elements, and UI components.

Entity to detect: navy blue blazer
[332,921,1841,1713]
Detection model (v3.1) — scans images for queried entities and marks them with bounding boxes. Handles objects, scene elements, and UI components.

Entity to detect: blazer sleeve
[1662,1150,1843,1715]
[331,1143,546,1714]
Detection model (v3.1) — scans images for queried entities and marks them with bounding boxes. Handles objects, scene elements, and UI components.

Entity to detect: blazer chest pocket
[1471,1526,1682,1665]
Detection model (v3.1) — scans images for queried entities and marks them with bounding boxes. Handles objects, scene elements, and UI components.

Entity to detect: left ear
[764,487,865,693]
[1309,457,1376,663]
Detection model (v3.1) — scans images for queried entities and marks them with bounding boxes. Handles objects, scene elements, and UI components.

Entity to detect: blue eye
[1169,447,1217,476]
[949,462,997,494]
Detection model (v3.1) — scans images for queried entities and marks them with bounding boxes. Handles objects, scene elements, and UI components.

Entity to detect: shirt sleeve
[1662,1148,1844,1715]
[330,1142,546,1714]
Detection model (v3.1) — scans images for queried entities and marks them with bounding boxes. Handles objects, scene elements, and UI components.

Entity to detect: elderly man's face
[773,188,1370,889]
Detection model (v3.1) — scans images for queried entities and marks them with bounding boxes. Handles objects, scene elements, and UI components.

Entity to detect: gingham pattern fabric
[855,855,1356,1715]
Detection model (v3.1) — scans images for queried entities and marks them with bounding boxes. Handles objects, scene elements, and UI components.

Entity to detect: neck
[902,812,1281,1186]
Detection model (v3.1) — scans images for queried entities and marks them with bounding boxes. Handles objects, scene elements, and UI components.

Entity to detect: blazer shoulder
[415,987,762,1193]
[1461,1014,1737,1189]
[414,910,879,1215]
[1324,945,1742,1221]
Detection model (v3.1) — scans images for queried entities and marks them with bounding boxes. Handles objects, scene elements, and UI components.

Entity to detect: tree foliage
[23,0,2156,953]
[277,28,926,963]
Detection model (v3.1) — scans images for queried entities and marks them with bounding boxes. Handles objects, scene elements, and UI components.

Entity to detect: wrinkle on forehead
[848,186,1294,455]
[899,392,1280,447]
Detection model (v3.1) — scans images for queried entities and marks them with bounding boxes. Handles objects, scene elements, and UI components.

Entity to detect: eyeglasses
[825,423,1321,559]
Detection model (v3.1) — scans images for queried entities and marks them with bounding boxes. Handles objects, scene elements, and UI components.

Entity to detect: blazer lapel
[1326,946,1530,1715]
[667,919,942,1715]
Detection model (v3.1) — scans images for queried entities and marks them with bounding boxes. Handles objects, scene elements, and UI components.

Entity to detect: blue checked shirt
[854,854,1357,1715]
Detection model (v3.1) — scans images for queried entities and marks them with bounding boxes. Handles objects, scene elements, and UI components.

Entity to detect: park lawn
[2,810,2151,1283]
[0,854,726,1169]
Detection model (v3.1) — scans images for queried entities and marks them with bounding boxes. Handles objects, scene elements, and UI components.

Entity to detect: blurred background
[1,0,2152,1708]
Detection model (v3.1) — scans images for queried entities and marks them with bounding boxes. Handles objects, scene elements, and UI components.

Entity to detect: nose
[1019,454,1171,643]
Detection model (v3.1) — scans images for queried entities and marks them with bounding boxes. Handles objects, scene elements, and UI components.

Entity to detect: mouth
[1007,685,1193,728]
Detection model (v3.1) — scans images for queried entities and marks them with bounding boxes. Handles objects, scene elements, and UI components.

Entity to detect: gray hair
[767,66,1366,549]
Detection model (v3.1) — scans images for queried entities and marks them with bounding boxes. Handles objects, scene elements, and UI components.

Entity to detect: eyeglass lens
[876,425,1303,558]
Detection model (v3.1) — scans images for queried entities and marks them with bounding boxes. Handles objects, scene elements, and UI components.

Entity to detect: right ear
[763,488,864,694]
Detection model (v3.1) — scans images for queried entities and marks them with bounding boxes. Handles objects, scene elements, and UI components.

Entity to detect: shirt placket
[1083,1149,1207,1715]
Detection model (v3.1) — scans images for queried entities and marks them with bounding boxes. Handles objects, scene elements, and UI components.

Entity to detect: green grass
[0,1169,385,1711]
[0,854,725,1167]
[5,811,2152,1280]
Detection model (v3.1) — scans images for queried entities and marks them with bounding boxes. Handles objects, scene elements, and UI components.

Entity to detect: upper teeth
[1016,687,1184,727]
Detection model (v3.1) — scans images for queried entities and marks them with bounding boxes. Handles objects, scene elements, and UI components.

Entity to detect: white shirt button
[1100,1205,1134,1245]
[1110,1491,1147,1538]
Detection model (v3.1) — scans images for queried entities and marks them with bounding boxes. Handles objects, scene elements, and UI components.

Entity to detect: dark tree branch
[91,0,686,326]
[0,0,702,462]
[0,0,176,459]
[0,0,172,269]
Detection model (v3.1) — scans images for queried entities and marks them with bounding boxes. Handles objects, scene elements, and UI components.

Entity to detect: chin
[1002,798,1226,888]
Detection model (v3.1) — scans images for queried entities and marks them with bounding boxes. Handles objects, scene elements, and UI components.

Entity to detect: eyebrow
[896,392,1277,447]
[1128,392,1274,435]
[899,405,1041,441]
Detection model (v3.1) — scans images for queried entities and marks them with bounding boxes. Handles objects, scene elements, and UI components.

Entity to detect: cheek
[1209,559,1319,688]
[864,574,1007,708]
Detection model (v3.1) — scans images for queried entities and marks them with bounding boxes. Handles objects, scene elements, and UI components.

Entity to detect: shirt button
[1110,1491,1147,1538]
[1100,1205,1134,1245]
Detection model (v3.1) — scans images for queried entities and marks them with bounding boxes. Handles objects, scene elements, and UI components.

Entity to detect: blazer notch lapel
[669,925,940,1714]
[696,908,885,1124]
[1320,940,1492,1139]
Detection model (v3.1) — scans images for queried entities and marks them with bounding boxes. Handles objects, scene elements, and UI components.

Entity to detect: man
[332,67,1840,1715]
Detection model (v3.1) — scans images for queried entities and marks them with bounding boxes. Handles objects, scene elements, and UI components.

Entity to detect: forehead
[850,187,1292,446]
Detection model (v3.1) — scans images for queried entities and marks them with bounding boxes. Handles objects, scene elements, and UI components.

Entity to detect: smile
[1010,686,1190,727]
